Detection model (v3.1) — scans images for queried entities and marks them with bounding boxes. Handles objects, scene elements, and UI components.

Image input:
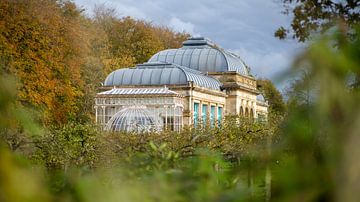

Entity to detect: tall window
[218,106,223,126]
[240,106,244,116]
[202,104,208,126]
[210,106,215,127]
[194,103,199,126]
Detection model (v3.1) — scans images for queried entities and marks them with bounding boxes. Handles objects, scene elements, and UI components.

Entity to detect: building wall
[210,72,262,119]
[150,73,268,127]
[256,103,268,115]
[256,102,268,122]
[171,86,226,126]
[96,72,269,131]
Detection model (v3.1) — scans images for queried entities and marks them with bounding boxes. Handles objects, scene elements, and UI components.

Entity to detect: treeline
[0,0,189,125]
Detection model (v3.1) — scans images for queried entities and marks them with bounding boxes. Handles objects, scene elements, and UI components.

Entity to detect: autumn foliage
[0,0,188,126]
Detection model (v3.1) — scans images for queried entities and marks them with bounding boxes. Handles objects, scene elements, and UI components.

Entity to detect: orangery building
[95,37,268,132]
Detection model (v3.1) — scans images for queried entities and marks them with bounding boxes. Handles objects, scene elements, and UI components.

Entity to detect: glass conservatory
[95,87,184,132]
[95,37,268,133]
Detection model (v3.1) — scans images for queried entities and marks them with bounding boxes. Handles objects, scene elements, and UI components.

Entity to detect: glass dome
[148,37,251,76]
[256,94,266,102]
[104,106,163,133]
[103,62,222,90]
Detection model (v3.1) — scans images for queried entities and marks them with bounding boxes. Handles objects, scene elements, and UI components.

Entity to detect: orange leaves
[94,8,189,73]
[0,1,190,126]
[0,0,86,125]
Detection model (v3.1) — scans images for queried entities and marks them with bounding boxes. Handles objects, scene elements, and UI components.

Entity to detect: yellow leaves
[95,10,189,69]
[0,0,87,125]
[102,55,136,75]
[105,17,163,64]
[1,1,190,126]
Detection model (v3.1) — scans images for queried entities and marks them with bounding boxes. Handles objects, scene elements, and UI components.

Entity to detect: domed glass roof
[104,62,222,90]
[256,94,266,102]
[104,106,162,132]
[148,37,250,76]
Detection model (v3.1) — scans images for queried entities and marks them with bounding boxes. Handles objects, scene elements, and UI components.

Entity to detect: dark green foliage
[257,79,286,115]
[272,25,360,201]
[32,123,99,170]
[0,110,273,201]
[276,0,360,42]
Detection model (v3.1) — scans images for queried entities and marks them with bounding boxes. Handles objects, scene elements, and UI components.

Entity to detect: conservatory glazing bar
[95,88,184,132]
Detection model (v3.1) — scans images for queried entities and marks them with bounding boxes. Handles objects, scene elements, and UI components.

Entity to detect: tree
[0,0,88,125]
[0,1,190,125]
[152,26,190,49]
[93,5,189,74]
[275,0,360,42]
[257,79,286,115]
[94,7,161,74]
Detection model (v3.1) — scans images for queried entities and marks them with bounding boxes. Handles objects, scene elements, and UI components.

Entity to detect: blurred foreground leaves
[272,25,360,201]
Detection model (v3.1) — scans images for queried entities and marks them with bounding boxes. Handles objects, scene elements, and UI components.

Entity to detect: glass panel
[194,103,199,126]
[150,69,162,85]
[198,49,210,71]
[160,68,173,84]
[174,49,185,65]
[202,104,208,126]
[131,69,143,85]
[210,106,215,127]
[206,49,217,71]
[122,70,134,85]
[98,92,184,132]
[218,107,223,126]
[190,49,201,70]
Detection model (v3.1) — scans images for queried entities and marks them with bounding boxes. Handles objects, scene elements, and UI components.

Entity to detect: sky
[73,0,305,90]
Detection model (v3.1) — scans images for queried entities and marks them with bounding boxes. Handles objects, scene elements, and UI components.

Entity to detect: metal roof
[98,87,179,96]
[104,62,222,90]
[148,37,250,76]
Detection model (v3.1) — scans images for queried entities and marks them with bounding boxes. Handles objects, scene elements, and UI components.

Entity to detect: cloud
[231,48,297,91]
[73,0,305,89]
[233,48,290,78]
[116,4,147,19]
[168,17,197,35]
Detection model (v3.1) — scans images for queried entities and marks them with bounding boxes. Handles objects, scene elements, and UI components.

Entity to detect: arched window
[245,108,249,117]
[250,108,254,118]
[240,106,244,116]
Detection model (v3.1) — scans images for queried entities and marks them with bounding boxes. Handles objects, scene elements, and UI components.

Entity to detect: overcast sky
[73,0,305,89]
